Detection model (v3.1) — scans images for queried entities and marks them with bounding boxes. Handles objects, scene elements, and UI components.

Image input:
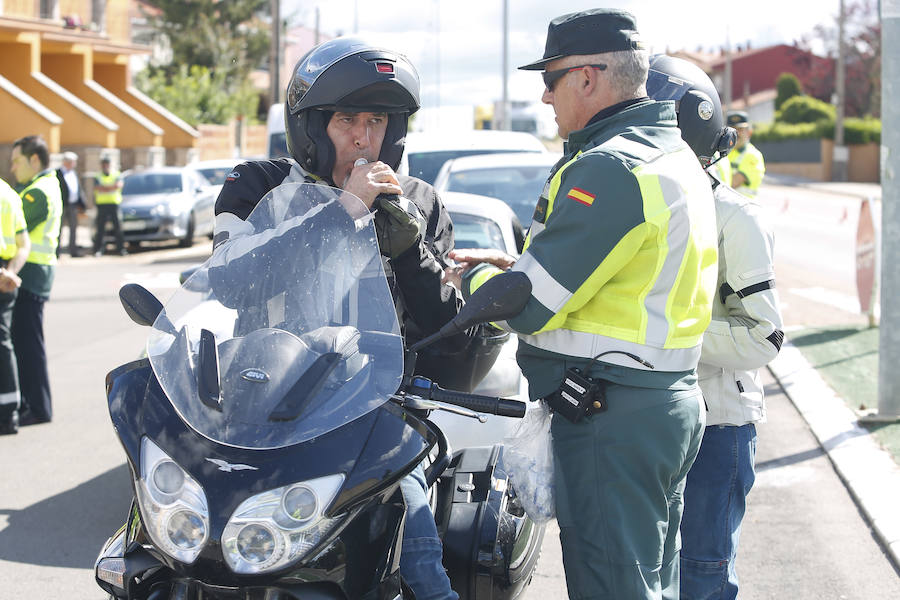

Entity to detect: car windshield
[269,133,289,159]
[122,173,183,195]
[197,166,234,186]
[446,166,548,225]
[408,149,540,184]
[146,183,404,449]
[449,212,505,251]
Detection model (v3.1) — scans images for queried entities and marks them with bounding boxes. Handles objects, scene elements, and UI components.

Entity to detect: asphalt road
[1,181,899,599]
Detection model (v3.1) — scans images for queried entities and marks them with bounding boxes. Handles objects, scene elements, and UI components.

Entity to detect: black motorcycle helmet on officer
[645,54,736,167]
[284,37,420,181]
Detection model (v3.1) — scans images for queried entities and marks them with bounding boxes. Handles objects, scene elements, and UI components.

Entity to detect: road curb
[768,344,900,568]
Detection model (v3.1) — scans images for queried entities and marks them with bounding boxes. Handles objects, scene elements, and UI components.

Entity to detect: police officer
[647,55,784,600]
[727,111,766,195]
[92,156,126,256]
[9,135,62,425]
[213,38,474,600]
[449,10,718,599]
[0,178,30,434]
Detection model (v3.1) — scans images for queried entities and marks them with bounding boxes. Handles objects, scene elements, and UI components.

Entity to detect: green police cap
[519,9,644,71]
[727,111,750,127]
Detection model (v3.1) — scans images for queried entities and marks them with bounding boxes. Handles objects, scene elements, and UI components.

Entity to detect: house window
[40,0,58,20]
[92,0,106,32]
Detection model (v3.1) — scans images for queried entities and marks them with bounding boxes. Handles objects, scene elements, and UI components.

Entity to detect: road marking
[788,287,862,314]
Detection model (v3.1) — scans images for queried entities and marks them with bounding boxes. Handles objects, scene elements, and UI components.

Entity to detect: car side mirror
[119,283,163,326]
[410,271,531,351]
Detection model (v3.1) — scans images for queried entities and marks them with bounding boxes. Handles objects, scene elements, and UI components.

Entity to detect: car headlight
[135,437,210,564]
[222,474,345,574]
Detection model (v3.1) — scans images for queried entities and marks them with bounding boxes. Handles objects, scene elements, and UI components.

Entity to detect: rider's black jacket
[214,159,482,386]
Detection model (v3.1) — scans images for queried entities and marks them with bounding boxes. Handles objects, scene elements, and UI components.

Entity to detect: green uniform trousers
[551,383,706,600]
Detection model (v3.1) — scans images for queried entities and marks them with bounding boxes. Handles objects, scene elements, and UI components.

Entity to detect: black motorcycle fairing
[439,446,545,600]
[106,362,433,593]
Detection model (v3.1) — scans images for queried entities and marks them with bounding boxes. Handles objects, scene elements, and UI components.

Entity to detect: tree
[775,73,804,110]
[136,0,271,124]
[797,0,881,117]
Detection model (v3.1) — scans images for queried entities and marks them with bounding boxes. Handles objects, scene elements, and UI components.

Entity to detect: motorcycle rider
[646,55,784,600]
[213,37,468,600]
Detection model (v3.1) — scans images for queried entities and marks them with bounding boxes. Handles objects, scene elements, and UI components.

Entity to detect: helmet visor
[646,69,695,106]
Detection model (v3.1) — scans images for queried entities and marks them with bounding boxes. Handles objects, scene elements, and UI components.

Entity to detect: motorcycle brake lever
[402,396,488,423]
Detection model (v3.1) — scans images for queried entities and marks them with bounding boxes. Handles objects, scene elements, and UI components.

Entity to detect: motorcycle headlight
[135,437,209,564]
[222,474,345,574]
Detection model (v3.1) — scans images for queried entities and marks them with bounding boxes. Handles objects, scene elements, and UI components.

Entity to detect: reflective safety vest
[728,142,765,195]
[465,100,719,374]
[19,171,62,266]
[0,179,26,261]
[95,171,123,205]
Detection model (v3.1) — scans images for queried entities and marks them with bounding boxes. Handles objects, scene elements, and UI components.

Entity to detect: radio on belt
[546,367,607,424]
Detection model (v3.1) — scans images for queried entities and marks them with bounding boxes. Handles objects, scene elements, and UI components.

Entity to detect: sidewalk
[768,344,900,568]
[764,172,881,200]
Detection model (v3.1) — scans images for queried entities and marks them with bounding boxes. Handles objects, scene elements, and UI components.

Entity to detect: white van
[266,103,289,159]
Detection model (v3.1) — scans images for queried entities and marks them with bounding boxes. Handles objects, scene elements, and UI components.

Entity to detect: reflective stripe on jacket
[0,179,26,261]
[698,180,784,425]
[466,100,718,375]
[94,171,123,205]
[20,171,61,265]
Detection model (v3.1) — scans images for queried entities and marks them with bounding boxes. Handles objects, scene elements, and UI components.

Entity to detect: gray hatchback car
[118,166,216,248]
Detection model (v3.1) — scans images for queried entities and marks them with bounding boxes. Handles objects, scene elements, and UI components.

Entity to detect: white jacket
[698,181,784,426]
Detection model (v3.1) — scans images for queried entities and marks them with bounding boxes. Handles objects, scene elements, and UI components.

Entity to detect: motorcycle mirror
[410,271,531,351]
[119,283,164,326]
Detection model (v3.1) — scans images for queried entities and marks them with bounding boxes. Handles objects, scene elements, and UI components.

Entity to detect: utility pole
[315,6,320,46]
[723,27,732,113]
[878,0,900,417]
[833,0,849,181]
[500,0,509,130]
[270,0,281,106]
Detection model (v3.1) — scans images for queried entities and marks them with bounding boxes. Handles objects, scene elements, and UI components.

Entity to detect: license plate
[122,220,146,231]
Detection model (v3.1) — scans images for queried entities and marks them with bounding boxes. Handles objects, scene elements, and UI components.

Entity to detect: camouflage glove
[373,195,424,259]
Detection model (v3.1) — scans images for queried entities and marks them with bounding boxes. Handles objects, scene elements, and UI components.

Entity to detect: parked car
[428,191,529,449]
[118,166,216,249]
[192,158,245,199]
[433,152,561,229]
[400,130,547,184]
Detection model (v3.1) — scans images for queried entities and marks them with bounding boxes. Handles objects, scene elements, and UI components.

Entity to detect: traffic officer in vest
[647,55,784,600]
[0,178,30,434]
[92,156,126,256]
[727,111,765,195]
[446,9,718,599]
[9,135,62,425]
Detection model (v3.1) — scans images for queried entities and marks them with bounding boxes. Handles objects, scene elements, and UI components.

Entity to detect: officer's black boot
[0,409,19,435]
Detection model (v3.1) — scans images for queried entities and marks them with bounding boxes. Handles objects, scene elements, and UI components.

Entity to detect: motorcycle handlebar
[429,387,526,418]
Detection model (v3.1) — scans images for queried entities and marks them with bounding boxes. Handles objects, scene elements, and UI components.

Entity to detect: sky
[283,0,843,131]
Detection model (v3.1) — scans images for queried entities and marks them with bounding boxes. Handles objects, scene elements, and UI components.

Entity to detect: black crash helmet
[284,37,421,179]
[646,54,736,166]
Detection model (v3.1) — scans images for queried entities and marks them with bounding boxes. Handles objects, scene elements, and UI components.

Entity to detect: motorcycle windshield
[146,183,404,449]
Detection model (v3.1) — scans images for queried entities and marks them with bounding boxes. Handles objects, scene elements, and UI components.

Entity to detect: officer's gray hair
[603,49,649,100]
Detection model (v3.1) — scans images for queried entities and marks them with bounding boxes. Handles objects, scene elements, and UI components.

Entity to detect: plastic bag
[503,401,555,523]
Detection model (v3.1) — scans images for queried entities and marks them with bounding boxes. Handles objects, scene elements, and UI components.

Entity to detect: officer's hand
[342,161,403,209]
[731,171,748,188]
[374,196,422,259]
[448,249,517,272]
[0,268,21,293]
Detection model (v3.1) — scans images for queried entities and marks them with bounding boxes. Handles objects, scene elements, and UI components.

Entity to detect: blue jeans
[680,424,757,600]
[399,464,458,600]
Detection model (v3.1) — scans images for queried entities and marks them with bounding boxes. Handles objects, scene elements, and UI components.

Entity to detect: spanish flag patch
[567,187,595,206]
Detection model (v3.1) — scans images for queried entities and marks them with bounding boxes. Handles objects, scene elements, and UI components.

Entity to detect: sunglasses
[542,64,607,91]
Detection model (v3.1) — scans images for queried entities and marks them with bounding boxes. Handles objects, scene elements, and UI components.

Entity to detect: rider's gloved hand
[373,195,424,259]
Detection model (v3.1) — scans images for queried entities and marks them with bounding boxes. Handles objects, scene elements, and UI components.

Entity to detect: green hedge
[776,96,835,124]
[753,118,881,144]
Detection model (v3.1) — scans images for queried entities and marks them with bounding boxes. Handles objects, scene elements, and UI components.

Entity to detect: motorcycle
[95,183,545,599]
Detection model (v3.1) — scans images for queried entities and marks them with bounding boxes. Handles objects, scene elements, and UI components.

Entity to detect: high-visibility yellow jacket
[94,171,123,205]
[464,100,718,396]
[0,179,26,262]
[728,141,765,195]
[19,170,62,266]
